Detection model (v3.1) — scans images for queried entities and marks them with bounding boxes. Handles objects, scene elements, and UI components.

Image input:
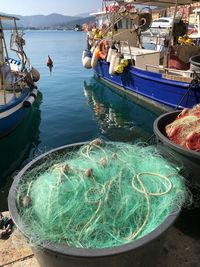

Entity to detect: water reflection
[83,78,162,142]
[0,92,42,210]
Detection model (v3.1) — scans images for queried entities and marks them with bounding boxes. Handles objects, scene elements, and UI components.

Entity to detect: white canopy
[105,0,200,7]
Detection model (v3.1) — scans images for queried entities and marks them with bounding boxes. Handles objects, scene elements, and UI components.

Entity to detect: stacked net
[165,104,200,152]
[17,140,187,249]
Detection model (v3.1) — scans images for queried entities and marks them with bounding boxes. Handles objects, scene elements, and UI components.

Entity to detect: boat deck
[0,210,199,267]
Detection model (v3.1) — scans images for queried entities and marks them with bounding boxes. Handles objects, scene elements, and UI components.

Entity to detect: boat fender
[90,46,95,53]
[106,44,117,63]
[82,50,92,69]
[98,40,109,60]
[91,47,100,69]
[83,56,92,69]
[109,52,120,76]
[115,59,129,74]
[82,50,92,60]
[82,50,88,62]
[25,72,35,87]
[115,64,124,74]
[31,67,40,82]
[23,96,36,108]
[30,88,38,98]
[120,59,129,67]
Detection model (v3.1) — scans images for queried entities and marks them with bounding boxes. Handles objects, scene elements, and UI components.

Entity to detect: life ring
[98,40,109,60]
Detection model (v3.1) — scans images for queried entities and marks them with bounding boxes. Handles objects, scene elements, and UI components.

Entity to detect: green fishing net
[17,140,187,249]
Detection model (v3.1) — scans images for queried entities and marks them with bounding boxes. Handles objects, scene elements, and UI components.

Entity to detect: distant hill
[0,5,161,29]
[17,13,83,28]
[0,12,87,29]
[75,12,91,18]
[62,16,95,28]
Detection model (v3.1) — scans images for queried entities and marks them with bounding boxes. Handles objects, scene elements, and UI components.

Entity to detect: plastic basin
[190,55,200,71]
[153,111,200,186]
[8,142,179,267]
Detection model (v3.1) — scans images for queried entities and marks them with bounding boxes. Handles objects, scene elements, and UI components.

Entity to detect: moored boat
[0,15,40,138]
[82,0,200,109]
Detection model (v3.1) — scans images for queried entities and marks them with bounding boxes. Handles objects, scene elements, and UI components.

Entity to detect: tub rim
[153,110,200,160]
[8,141,179,258]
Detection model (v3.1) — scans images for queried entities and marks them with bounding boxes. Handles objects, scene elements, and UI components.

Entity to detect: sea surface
[0,30,163,210]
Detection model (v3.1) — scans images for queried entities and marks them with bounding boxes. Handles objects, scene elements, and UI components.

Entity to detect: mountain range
[0,12,93,29]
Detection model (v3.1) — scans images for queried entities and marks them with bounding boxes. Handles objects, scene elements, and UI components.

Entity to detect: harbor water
[0,30,163,210]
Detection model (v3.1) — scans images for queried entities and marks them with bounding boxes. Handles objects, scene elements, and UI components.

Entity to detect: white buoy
[107,47,117,63]
[82,50,88,62]
[23,96,36,108]
[109,52,121,76]
[30,88,38,98]
[91,48,99,69]
[82,50,92,69]
[83,57,92,69]
[31,67,40,82]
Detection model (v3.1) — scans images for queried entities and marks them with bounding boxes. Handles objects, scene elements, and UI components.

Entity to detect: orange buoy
[47,55,53,73]
[47,55,53,66]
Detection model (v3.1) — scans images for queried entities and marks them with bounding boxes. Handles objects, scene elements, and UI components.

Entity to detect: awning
[0,14,19,21]
[104,0,200,7]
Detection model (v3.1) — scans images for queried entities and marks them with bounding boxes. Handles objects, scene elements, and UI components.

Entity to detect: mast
[13,18,26,71]
[0,18,6,104]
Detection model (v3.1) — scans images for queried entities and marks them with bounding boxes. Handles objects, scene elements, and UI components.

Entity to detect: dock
[0,211,200,267]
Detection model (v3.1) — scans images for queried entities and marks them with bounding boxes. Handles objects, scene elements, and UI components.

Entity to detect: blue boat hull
[0,89,31,138]
[94,60,200,109]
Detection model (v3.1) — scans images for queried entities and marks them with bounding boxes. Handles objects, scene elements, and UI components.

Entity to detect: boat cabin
[88,0,200,82]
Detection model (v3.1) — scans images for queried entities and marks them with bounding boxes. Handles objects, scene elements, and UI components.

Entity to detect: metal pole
[0,19,6,104]
[127,41,134,66]
[14,18,25,71]
[164,0,178,68]
[2,19,16,98]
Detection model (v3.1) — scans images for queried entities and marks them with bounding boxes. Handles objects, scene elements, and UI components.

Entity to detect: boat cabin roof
[0,14,19,21]
[105,0,200,7]
[90,11,107,17]
[193,8,200,13]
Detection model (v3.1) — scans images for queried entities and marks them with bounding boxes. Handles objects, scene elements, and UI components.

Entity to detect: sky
[0,0,102,16]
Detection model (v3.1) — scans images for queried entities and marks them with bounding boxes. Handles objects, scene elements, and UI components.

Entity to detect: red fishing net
[165,105,200,152]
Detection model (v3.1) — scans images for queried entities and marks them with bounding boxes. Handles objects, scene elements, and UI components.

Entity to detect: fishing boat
[0,15,40,138]
[82,0,200,109]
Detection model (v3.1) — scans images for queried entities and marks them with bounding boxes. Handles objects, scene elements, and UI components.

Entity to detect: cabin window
[117,19,132,29]
[154,19,170,23]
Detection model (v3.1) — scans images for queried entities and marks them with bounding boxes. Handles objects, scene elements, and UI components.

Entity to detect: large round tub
[153,111,200,186]
[8,142,179,267]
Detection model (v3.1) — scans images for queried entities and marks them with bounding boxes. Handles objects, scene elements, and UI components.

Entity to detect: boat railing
[145,63,195,74]
[145,64,162,71]
[104,39,135,65]
[145,63,200,83]
[103,38,200,82]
